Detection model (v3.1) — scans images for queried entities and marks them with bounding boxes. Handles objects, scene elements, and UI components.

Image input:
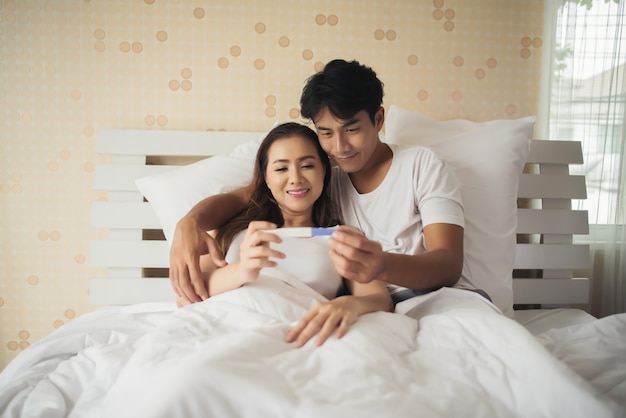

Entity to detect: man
[170,59,468,307]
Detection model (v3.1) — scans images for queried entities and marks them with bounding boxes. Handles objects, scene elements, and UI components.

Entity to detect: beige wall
[0,0,545,369]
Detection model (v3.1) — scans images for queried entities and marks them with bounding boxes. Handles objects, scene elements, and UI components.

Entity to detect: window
[548,0,625,225]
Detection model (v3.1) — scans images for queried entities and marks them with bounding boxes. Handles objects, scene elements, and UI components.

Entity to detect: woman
[177,122,392,347]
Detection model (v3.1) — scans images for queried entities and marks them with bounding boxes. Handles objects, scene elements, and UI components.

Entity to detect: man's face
[313,107,384,174]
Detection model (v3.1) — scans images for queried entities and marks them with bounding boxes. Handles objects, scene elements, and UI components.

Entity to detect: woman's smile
[286,188,310,198]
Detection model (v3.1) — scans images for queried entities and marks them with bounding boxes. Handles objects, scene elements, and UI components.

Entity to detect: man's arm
[169,185,252,303]
[327,223,464,290]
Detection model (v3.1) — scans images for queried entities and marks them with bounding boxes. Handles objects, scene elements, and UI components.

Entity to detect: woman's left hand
[285,296,359,348]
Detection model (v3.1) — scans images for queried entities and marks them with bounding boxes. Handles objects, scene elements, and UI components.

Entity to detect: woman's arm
[202,261,248,298]
[170,185,253,303]
[284,279,392,348]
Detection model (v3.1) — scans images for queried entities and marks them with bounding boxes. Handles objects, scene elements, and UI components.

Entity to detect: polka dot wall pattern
[0,0,545,370]
[432,0,457,32]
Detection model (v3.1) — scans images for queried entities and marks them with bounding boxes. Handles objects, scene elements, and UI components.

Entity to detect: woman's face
[265,135,326,226]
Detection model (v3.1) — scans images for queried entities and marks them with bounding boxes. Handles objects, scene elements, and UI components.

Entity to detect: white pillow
[135,127,274,244]
[385,105,533,318]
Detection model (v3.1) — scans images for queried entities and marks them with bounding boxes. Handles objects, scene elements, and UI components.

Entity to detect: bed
[1,106,624,418]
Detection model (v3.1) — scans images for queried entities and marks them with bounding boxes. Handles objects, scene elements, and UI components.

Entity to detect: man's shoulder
[390,142,434,155]
[389,143,441,164]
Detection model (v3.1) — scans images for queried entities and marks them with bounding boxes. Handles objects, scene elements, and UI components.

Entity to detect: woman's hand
[285,296,360,348]
[237,221,285,283]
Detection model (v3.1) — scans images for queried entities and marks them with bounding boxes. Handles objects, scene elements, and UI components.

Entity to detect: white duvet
[1,272,625,418]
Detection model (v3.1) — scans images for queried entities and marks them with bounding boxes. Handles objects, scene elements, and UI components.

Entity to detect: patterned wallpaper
[0,0,545,370]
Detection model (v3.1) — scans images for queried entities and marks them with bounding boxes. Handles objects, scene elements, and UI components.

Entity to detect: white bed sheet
[0,272,624,418]
[514,308,598,335]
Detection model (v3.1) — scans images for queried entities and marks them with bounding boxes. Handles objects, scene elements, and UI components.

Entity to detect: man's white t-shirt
[330,144,467,298]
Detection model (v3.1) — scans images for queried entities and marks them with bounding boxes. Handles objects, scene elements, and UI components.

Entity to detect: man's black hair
[300,59,384,124]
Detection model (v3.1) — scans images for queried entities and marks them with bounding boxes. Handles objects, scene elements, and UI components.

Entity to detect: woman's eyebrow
[271,155,317,164]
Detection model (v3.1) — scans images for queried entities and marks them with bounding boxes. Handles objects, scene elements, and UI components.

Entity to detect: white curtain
[541,0,625,317]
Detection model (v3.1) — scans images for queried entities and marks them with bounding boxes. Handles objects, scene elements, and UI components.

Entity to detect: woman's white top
[225,230,343,300]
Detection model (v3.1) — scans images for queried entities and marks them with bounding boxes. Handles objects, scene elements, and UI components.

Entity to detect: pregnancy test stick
[266,227,338,238]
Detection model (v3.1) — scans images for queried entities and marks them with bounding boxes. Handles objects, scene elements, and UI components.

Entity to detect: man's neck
[349,142,393,194]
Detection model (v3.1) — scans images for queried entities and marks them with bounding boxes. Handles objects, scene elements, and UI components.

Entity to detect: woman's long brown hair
[215,122,341,253]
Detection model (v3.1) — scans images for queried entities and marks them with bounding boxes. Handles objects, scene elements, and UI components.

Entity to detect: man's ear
[375,107,385,130]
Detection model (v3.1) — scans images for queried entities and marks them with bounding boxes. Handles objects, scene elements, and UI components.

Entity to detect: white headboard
[89,130,590,308]
[513,140,590,306]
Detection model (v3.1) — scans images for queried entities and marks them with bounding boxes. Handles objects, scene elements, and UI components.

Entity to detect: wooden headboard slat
[90,241,169,268]
[516,209,589,234]
[513,244,590,269]
[93,165,175,191]
[91,202,161,229]
[525,140,583,164]
[97,129,263,156]
[511,278,589,304]
[518,174,587,199]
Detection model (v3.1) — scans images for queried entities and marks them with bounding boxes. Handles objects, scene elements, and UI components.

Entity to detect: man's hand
[328,226,385,284]
[169,216,226,303]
